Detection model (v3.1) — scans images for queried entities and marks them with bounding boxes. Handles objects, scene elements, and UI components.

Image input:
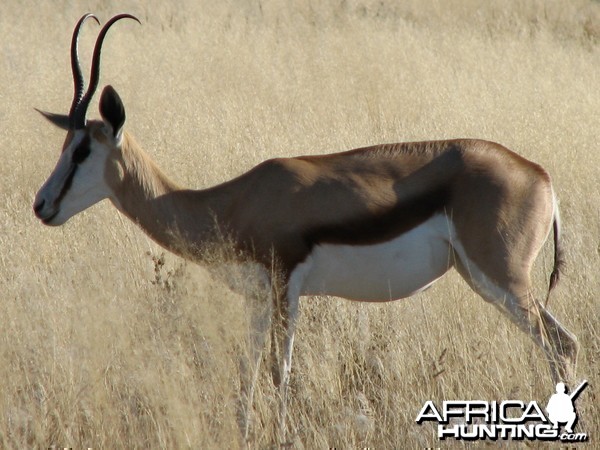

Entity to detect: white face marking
[297,214,455,302]
[34,128,113,225]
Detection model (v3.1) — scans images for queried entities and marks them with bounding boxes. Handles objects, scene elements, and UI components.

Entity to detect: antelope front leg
[273,290,300,445]
[238,294,272,442]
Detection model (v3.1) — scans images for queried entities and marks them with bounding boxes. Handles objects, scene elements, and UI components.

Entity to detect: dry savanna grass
[1,0,599,448]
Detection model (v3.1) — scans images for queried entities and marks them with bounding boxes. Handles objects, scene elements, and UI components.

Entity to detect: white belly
[297,214,454,301]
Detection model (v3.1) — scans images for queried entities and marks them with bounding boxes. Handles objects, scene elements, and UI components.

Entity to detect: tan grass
[1,0,599,447]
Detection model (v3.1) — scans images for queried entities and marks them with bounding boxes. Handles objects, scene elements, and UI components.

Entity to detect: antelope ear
[35,108,70,130]
[99,85,126,138]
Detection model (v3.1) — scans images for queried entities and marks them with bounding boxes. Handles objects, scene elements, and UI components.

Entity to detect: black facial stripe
[56,164,78,205]
[72,135,91,164]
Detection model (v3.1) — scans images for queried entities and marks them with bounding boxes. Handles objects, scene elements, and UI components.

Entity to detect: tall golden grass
[1,0,598,447]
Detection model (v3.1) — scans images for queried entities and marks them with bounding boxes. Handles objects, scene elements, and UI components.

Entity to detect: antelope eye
[72,136,91,164]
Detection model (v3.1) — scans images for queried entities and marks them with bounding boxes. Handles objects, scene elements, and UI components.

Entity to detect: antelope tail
[545,195,565,307]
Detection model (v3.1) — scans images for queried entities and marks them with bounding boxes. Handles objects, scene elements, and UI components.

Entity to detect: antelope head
[33,13,140,226]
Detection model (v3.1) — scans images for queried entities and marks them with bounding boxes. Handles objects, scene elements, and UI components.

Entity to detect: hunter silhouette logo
[546,380,587,434]
[416,380,589,442]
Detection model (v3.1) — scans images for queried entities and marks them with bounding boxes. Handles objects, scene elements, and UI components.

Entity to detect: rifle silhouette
[569,380,588,401]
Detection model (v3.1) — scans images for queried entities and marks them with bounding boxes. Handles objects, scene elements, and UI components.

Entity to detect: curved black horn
[68,13,100,127]
[72,13,141,129]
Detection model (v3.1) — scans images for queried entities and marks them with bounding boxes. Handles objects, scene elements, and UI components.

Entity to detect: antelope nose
[33,199,45,217]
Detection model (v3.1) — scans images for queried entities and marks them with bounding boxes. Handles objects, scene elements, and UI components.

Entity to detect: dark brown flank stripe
[263,143,466,273]
[304,183,450,247]
[306,144,462,245]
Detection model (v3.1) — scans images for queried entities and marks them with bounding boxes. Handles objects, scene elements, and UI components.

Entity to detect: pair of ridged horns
[68,13,140,129]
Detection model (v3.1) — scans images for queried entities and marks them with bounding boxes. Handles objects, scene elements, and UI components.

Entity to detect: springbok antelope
[34,13,578,441]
